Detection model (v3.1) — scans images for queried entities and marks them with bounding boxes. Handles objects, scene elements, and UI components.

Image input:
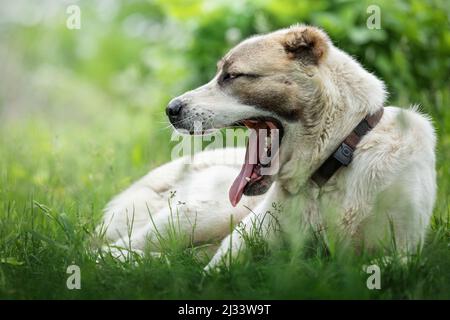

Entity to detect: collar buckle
[333,142,353,166]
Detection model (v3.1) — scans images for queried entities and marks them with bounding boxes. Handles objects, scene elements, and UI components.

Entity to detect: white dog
[99,25,436,269]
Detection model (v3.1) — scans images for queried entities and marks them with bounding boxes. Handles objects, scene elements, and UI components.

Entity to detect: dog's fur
[99,25,436,269]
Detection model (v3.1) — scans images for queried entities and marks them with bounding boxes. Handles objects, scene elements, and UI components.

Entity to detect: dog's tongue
[229,120,264,207]
[229,139,256,207]
[229,120,279,207]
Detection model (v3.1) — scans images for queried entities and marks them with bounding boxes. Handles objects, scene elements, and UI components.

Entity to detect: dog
[99,25,436,270]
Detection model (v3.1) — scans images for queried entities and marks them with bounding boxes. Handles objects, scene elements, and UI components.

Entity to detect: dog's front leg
[204,209,275,272]
[204,186,284,272]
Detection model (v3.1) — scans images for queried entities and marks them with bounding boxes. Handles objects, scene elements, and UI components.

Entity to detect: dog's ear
[282,25,329,65]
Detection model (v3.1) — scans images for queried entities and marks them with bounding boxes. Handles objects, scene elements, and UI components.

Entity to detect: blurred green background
[0,0,449,299]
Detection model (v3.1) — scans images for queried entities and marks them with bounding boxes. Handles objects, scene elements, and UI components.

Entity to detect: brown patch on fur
[283,26,329,64]
[230,78,304,122]
[217,40,305,122]
[215,27,329,123]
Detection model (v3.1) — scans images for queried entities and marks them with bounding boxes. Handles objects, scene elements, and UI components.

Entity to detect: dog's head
[166,25,386,205]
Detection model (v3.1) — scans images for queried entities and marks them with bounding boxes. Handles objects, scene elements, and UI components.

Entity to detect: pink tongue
[229,120,278,207]
[229,141,256,207]
[229,121,264,207]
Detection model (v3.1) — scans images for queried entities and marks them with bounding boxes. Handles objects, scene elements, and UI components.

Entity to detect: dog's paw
[203,255,224,274]
[203,263,216,275]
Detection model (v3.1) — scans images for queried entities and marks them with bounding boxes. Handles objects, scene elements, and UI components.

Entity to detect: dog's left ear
[282,25,329,65]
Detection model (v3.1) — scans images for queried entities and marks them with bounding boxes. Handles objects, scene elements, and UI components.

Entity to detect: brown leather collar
[311,108,384,186]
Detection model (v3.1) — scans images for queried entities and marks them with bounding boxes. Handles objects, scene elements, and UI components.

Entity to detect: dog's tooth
[245,177,251,182]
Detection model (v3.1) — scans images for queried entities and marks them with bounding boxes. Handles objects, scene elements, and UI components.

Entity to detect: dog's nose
[166,99,185,120]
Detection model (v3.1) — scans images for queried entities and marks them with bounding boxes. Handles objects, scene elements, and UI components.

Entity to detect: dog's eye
[222,72,244,82]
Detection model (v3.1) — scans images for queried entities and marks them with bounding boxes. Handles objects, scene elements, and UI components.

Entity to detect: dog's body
[100,25,436,268]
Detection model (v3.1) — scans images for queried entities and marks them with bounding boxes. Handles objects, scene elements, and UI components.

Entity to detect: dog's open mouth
[229,118,284,207]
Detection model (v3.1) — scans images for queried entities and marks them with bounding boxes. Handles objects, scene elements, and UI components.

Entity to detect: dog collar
[311,108,384,186]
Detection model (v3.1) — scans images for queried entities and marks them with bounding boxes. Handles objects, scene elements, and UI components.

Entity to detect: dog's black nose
[166,99,185,120]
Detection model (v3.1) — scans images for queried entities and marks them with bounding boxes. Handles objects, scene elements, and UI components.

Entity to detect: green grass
[0,100,449,300]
